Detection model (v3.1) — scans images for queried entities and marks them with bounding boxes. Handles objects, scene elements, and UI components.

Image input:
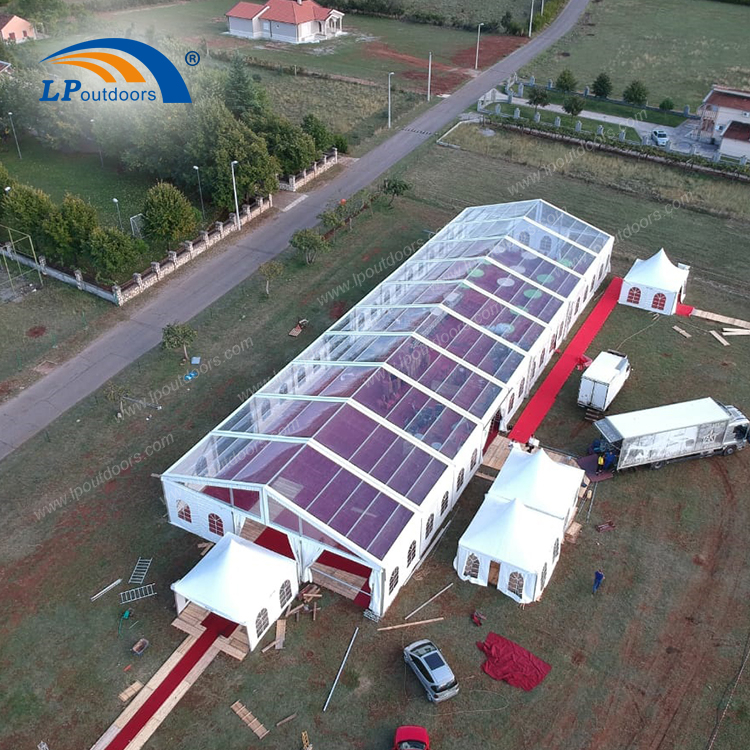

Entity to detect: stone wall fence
[279,148,338,192]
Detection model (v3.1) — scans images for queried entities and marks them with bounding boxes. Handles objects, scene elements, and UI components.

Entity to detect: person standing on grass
[593,569,605,594]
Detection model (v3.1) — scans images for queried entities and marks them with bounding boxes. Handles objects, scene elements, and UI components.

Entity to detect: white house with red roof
[719,121,750,160]
[226,0,344,44]
[0,13,36,43]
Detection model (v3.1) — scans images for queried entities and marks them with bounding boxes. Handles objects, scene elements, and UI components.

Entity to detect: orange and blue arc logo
[39,38,192,104]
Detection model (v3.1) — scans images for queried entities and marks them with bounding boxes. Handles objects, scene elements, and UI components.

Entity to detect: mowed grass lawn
[520,0,750,108]
[2,143,750,748]
[0,141,154,227]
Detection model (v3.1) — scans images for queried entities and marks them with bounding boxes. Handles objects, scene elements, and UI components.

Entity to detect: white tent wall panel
[379,511,424,613]
[164,480,233,542]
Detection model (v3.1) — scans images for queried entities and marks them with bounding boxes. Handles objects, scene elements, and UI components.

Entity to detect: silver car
[403,639,460,703]
[651,129,669,147]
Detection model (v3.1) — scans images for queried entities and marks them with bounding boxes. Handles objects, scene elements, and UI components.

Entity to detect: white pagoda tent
[455,497,562,603]
[487,445,584,528]
[171,534,299,650]
[619,249,690,315]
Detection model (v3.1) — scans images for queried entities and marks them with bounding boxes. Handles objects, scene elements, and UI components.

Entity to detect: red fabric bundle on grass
[476,632,551,691]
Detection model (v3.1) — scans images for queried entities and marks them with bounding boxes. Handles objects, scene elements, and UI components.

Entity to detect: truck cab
[722,405,750,453]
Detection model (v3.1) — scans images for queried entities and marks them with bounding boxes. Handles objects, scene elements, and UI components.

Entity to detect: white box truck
[594,397,749,470]
[578,350,630,412]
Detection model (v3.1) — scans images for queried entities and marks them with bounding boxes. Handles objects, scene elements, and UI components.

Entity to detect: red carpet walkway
[509,278,623,444]
[104,612,235,750]
[676,302,694,317]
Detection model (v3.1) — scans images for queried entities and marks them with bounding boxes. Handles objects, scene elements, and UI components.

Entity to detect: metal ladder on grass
[129,557,152,584]
[119,584,156,604]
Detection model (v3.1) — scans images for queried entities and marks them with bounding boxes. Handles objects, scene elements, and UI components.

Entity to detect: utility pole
[528,0,535,38]
[7,112,21,160]
[230,160,240,229]
[475,23,484,70]
[427,52,432,101]
[388,72,394,128]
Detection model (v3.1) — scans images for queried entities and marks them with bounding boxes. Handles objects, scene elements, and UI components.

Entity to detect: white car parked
[651,129,670,147]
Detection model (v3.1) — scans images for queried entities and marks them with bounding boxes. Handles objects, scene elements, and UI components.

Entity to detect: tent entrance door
[488,561,501,587]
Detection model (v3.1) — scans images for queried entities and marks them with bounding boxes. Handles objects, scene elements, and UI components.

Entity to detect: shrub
[555,69,578,93]
[500,11,523,35]
[331,133,349,154]
[591,72,613,99]
[562,96,585,117]
[659,98,675,111]
[623,80,649,106]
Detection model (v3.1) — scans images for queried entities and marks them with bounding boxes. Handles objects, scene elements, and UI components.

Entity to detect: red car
[393,725,430,750]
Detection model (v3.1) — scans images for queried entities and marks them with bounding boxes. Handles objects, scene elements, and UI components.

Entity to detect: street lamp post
[230,160,240,230]
[475,23,484,70]
[387,72,395,129]
[7,112,21,160]
[112,198,123,232]
[528,0,535,38]
[427,52,432,101]
[90,119,103,168]
[193,165,206,223]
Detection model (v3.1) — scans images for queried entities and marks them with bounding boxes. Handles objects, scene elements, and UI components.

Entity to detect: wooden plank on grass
[261,639,279,653]
[377,617,444,631]
[118,681,144,703]
[275,618,286,650]
[710,330,730,347]
[722,330,750,336]
[276,713,297,727]
[672,325,691,338]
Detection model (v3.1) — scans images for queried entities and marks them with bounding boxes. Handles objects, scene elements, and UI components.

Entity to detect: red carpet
[476,632,551,691]
[509,278,623,444]
[676,302,694,317]
[105,612,235,750]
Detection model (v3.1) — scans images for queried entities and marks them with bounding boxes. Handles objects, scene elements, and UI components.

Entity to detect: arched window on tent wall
[508,571,524,597]
[540,236,552,254]
[549,334,557,354]
[208,513,224,536]
[279,580,293,609]
[539,352,545,372]
[553,538,560,561]
[425,514,434,538]
[626,286,641,305]
[652,292,666,311]
[540,562,548,591]
[518,230,530,247]
[255,608,269,638]
[389,567,399,594]
[407,540,417,566]
[519,377,526,396]
[575,298,581,314]
[456,469,465,491]
[530,360,536,379]
[176,501,192,523]
[507,392,515,412]
[470,449,478,469]
[464,553,480,578]
[441,492,449,516]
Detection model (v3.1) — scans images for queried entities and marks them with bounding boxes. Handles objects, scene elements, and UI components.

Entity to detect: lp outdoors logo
[39,38,192,104]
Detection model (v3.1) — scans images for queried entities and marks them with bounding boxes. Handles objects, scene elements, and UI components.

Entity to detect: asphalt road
[0,0,591,463]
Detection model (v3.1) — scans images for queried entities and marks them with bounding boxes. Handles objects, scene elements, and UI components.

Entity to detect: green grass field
[519,0,750,108]
[2,141,750,748]
[443,122,750,223]
[0,141,154,227]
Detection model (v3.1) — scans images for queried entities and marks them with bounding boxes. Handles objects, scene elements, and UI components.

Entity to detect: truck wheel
[651,461,665,470]
[723,445,736,456]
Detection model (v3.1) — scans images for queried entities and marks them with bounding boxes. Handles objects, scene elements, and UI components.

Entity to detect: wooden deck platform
[310,562,366,601]
[172,602,249,661]
[238,517,266,543]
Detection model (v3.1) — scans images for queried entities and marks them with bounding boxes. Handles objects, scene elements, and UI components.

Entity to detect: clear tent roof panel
[221,397,342,438]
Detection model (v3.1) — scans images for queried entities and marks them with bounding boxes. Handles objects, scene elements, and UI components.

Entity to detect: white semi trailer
[594,397,749,470]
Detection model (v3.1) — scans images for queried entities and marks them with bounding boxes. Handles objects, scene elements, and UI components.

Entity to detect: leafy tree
[2,183,55,252]
[87,227,147,285]
[162,322,197,361]
[290,228,330,265]
[555,68,578,93]
[105,381,130,419]
[186,98,279,210]
[331,133,349,154]
[302,113,333,153]
[224,55,270,119]
[319,203,348,233]
[527,87,550,112]
[259,260,284,297]
[381,178,412,206]
[500,11,522,35]
[591,72,613,99]
[562,96,585,117]
[659,98,675,111]
[142,182,197,252]
[623,80,649,106]
[248,113,317,176]
[43,194,98,268]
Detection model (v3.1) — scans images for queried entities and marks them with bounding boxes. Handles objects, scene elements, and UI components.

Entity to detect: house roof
[705,88,750,114]
[624,249,689,293]
[0,14,17,29]
[226,0,337,24]
[724,121,750,142]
